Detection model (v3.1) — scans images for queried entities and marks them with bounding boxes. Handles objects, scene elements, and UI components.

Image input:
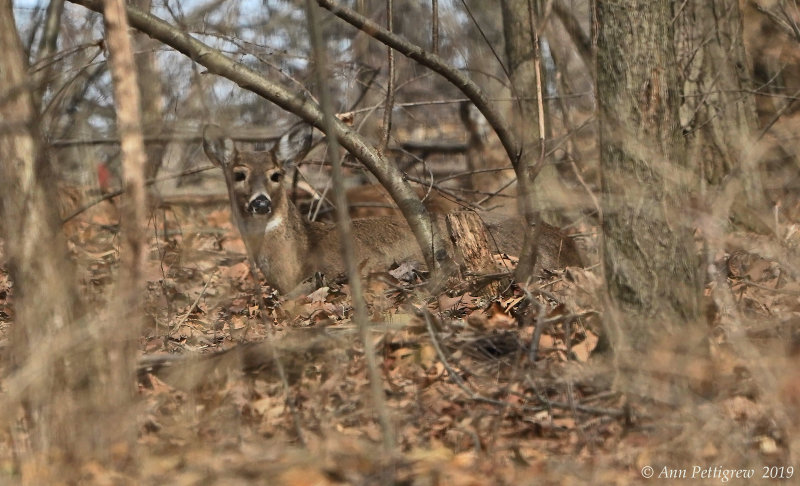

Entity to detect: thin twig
[420,308,624,417]
[170,274,215,336]
[736,280,800,296]
[379,0,395,155]
[61,164,218,224]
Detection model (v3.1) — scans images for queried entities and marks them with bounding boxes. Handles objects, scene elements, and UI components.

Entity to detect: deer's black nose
[248,195,272,214]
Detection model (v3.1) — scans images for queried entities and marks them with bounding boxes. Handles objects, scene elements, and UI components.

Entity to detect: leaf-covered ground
[2,191,799,485]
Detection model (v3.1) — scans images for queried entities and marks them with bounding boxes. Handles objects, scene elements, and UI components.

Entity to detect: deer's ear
[273,124,312,168]
[203,125,236,167]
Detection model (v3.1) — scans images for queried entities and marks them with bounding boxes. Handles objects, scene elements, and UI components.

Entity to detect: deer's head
[203,124,312,224]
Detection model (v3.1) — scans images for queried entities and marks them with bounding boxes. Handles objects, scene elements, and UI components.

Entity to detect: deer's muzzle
[248,194,272,215]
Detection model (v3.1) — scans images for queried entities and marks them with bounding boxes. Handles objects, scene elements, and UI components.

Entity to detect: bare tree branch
[316,0,522,170]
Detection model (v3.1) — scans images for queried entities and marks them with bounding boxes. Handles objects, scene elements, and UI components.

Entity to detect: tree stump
[445,211,501,296]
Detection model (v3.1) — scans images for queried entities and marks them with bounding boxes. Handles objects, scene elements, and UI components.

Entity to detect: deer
[202,124,582,295]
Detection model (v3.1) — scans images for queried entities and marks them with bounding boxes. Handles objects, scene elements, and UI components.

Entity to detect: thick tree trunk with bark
[596,0,702,393]
[677,0,757,185]
[676,0,770,232]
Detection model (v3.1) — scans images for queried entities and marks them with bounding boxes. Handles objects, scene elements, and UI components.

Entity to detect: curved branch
[67,0,456,279]
[315,0,522,171]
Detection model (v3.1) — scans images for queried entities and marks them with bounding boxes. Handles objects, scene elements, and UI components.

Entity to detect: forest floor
[1,190,799,485]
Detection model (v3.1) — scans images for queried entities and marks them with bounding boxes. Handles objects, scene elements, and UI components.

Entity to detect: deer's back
[481,215,583,270]
[304,217,425,280]
[301,213,581,281]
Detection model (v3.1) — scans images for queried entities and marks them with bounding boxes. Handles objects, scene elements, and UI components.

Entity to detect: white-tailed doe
[203,125,581,294]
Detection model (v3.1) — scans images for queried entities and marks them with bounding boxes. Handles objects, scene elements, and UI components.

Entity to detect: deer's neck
[240,197,312,293]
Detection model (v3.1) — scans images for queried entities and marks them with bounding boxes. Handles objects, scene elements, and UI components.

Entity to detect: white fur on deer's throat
[264,215,283,234]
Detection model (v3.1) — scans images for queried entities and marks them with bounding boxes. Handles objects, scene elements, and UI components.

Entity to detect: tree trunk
[1,0,142,478]
[132,0,167,182]
[596,0,702,396]
[101,0,149,459]
[675,0,770,232]
[677,0,757,184]
[0,0,79,477]
[501,0,565,282]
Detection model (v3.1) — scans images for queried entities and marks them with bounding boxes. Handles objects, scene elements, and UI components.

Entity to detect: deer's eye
[269,171,283,183]
[233,169,247,182]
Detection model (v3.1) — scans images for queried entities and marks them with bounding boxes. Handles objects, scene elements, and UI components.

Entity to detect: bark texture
[446,211,500,296]
[596,0,702,393]
[100,0,148,458]
[676,0,770,233]
[132,0,167,181]
[677,0,758,185]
